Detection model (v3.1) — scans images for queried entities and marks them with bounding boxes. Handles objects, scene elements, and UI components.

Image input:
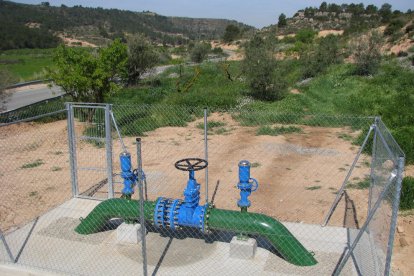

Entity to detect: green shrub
[391,127,414,165]
[256,125,302,136]
[190,42,211,63]
[301,34,341,78]
[400,177,414,210]
[397,51,408,57]
[352,31,382,76]
[384,20,405,36]
[296,28,316,44]
[21,159,44,169]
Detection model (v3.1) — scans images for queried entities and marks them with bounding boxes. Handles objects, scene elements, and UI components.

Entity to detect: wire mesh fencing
[0,103,404,276]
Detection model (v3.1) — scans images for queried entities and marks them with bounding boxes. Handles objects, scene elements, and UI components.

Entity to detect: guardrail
[5,79,52,90]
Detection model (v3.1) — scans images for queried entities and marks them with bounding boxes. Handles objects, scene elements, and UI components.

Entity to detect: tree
[328,3,341,13]
[50,39,128,103]
[223,24,240,43]
[242,35,287,101]
[352,31,382,76]
[365,4,378,14]
[190,42,211,63]
[319,2,328,12]
[379,3,392,23]
[127,34,159,85]
[301,34,341,78]
[278,13,287,28]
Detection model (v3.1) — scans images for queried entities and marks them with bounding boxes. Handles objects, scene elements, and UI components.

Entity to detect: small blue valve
[120,151,137,198]
[237,160,258,211]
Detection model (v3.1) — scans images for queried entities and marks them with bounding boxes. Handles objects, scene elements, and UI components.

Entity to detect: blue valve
[120,151,137,198]
[237,160,258,210]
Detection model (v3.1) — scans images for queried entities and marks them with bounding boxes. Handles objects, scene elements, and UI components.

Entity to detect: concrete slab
[117,223,145,244]
[229,237,257,259]
[0,198,362,275]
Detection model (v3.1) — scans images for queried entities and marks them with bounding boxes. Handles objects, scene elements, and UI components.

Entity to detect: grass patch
[0,48,55,81]
[214,127,231,135]
[400,177,414,210]
[306,185,322,190]
[196,120,226,129]
[21,159,44,169]
[338,133,353,141]
[347,177,370,190]
[29,191,39,197]
[256,125,302,136]
[51,166,62,171]
[251,162,261,168]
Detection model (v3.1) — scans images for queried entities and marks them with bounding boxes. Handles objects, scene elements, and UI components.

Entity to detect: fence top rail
[66,102,110,107]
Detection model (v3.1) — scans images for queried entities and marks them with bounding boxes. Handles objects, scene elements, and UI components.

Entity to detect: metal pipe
[204,108,209,204]
[105,104,114,199]
[207,208,317,266]
[334,169,398,275]
[136,138,148,276]
[322,124,374,227]
[76,198,316,266]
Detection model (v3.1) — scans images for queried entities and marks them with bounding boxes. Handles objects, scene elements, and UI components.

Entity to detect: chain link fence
[0,103,404,275]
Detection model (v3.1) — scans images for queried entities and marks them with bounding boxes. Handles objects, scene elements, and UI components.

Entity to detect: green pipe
[75,199,316,266]
[75,198,156,234]
[207,208,317,266]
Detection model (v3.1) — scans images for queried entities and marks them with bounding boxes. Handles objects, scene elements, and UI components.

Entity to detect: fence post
[384,156,405,275]
[368,117,380,214]
[136,138,148,276]
[204,107,209,204]
[105,104,114,199]
[66,103,79,197]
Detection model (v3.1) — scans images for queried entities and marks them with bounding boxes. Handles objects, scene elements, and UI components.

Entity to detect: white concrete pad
[116,223,145,244]
[229,237,257,259]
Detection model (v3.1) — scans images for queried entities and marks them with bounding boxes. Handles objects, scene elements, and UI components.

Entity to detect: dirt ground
[0,113,412,274]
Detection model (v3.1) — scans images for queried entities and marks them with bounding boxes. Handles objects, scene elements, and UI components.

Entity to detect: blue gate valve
[237,160,258,212]
[154,158,209,232]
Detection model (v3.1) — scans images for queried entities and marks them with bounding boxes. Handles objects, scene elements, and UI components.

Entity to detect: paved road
[3,84,64,112]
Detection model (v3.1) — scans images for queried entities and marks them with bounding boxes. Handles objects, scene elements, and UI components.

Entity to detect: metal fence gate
[66,103,114,200]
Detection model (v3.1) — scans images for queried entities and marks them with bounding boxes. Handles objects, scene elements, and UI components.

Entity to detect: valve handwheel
[175,158,208,171]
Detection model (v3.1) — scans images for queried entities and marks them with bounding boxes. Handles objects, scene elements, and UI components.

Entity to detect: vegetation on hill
[271,2,413,36]
[0,1,254,50]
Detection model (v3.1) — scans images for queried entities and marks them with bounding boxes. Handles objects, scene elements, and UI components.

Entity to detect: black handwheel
[175,158,208,171]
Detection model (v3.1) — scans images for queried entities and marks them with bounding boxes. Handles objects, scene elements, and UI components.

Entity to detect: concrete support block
[229,236,257,259]
[116,223,146,244]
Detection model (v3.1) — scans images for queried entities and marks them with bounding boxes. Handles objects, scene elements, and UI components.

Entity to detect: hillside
[267,2,412,36]
[0,1,254,50]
